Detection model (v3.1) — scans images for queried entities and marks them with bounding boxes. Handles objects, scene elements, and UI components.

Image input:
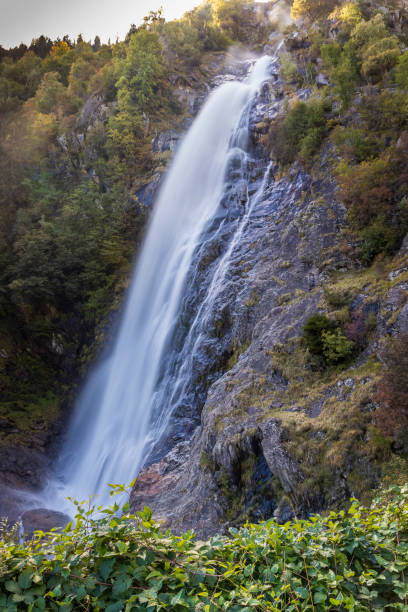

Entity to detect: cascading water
[52,55,274,510]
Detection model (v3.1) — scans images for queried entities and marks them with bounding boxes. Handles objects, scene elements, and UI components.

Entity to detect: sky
[1,0,203,48]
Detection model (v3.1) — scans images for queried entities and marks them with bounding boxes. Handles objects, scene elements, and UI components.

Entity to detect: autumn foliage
[376,335,408,445]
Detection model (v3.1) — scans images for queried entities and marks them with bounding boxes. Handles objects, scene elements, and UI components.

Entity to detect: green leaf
[330,598,341,606]
[18,569,34,590]
[314,591,327,604]
[295,587,309,599]
[171,589,185,606]
[5,581,21,594]
[105,603,124,612]
[99,557,116,581]
[112,574,132,596]
[116,540,128,553]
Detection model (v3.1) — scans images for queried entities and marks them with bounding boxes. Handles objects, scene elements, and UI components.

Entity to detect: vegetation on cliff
[263,0,408,266]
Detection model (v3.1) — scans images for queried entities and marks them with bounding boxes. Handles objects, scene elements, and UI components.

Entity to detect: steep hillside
[129,0,408,535]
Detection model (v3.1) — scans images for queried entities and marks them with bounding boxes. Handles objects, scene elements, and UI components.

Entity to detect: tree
[140,9,165,31]
[321,328,354,364]
[351,15,400,81]
[34,71,65,114]
[330,45,360,107]
[213,0,249,41]
[50,40,70,59]
[29,35,52,58]
[93,35,101,52]
[395,50,408,89]
[291,0,339,22]
[115,30,164,113]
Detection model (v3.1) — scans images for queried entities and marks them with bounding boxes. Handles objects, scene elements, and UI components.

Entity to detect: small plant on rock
[303,313,354,365]
[322,327,354,364]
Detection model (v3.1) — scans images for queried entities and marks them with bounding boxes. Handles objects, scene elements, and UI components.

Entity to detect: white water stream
[48,55,273,511]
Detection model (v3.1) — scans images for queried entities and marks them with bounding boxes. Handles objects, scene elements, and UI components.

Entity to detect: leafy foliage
[264,98,329,165]
[302,314,354,365]
[302,313,334,357]
[321,327,354,363]
[290,0,339,23]
[377,335,408,448]
[396,50,408,88]
[350,15,400,81]
[2,486,408,610]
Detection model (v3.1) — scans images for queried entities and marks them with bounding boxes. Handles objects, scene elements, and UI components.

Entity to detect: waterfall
[52,55,273,510]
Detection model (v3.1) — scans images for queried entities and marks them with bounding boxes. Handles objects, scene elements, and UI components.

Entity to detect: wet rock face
[0,445,52,525]
[131,113,349,536]
[152,130,181,154]
[129,60,359,538]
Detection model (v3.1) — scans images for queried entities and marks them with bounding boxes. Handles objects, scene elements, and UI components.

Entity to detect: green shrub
[265,98,329,165]
[320,40,360,107]
[351,15,401,82]
[332,127,379,162]
[360,37,401,80]
[396,50,408,89]
[322,327,354,364]
[302,313,334,356]
[279,51,300,84]
[2,486,408,610]
[299,126,326,160]
[303,314,354,364]
[323,287,351,309]
[360,215,401,264]
[321,42,342,67]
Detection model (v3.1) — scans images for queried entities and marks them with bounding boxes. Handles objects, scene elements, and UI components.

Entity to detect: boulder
[22,508,70,539]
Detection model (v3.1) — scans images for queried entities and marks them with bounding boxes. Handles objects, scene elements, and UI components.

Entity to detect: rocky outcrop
[129,55,408,535]
[130,108,351,535]
[21,508,70,539]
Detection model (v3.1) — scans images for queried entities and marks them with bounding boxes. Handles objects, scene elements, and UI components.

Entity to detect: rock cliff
[130,54,408,537]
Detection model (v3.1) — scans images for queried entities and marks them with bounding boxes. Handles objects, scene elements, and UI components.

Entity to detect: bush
[265,98,328,165]
[377,335,408,445]
[336,144,408,263]
[2,486,408,610]
[322,327,354,363]
[396,50,408,89]
[360,215,401,264]
[303,313,355,364]
[336,156,395,228]
[302,313,334,356]
[279,51,300,84]
[356,90,408,135]
[332,127,379,162]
